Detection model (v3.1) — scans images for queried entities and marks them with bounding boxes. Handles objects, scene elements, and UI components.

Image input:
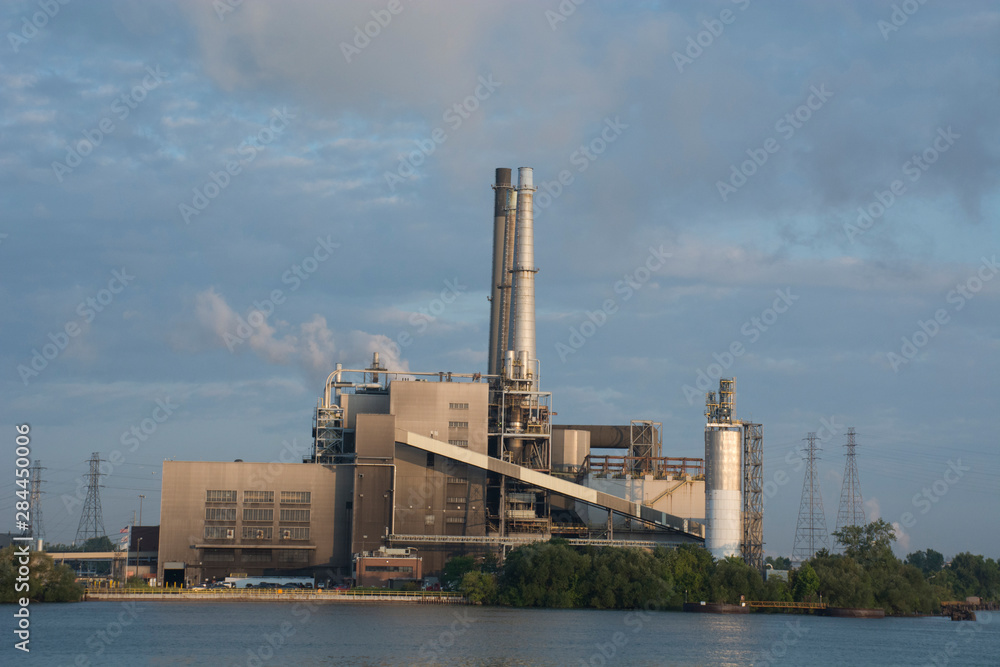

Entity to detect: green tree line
[444,520,999,614]
[0,545,85,603]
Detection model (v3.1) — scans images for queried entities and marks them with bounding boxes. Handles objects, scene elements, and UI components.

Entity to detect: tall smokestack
[488,168,512,376]
[512,167,537,388]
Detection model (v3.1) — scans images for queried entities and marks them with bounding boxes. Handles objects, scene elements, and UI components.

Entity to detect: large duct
[488,168,513,376]
[512,167,537,387]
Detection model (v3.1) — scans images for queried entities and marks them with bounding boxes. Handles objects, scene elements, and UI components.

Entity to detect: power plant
[156,167,764,586]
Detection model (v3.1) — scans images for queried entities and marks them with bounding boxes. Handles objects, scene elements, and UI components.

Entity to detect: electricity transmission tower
[29,460,45,541]
[833,427,866,550]
[75,453,107,544]
[792,433,829,563]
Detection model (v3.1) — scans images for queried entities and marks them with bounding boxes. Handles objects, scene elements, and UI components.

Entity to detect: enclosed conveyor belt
[395,429,704,540]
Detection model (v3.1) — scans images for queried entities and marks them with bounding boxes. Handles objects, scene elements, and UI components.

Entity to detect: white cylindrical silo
[705,426,742,559]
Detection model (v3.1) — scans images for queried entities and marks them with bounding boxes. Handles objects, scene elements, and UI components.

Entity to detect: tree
[460,571,497,604]
[947,553,1000,601]
[810,552,874,609]
[0,546,84,603]
[905,549,944,576]
[661,544,714,605]
[832,519,897,568]
[765,555,792,570]
[710,557,763,604]
[441,555,477,591]
[792,562,820,602]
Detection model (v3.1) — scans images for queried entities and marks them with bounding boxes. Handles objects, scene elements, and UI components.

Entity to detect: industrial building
[157,167,763,585]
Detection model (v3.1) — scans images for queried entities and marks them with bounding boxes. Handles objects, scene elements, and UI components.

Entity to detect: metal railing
[746,601,827,609]
[86,587,464,599]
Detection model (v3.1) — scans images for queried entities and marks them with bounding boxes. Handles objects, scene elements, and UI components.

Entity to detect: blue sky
[1,0,997,559]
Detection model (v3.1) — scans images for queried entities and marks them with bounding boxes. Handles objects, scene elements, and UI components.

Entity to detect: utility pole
[75,453,106,545]
[792,433,830,564]
[29,460,46,543]
[834,427,866,551]
[138,494,145,526]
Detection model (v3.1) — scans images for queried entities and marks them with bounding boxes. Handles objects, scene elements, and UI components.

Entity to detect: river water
[12,601,999,666]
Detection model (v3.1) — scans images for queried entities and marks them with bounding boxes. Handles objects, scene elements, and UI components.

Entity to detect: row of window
[448,403,469,410]
[204,526,310,540]
[203,549,309,564]
[207,508,311,522]
[364,565,413,573]
[206,490,312,504]
[448,421,468,429]
[448,440,468,448]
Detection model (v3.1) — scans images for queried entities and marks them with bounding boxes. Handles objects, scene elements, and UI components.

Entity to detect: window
[447,497,466,504]
[448,440,468,448]
[448,421,468,429]
[242,550,272,563]
[203,549,235,562]
[243,490,274,503]
[281,527,309,540]
[204,526,234,539]
[205,507,237,521]
[243,508,274,522]
[449,403,469,410]
[206,490,236,503]
[277,549,309,564]
[280,491,311,504]
[446,517,465,524]
[365,565,413,573]
[242,526,272,540]
[279,509,310,522]
[447,477,467,485]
